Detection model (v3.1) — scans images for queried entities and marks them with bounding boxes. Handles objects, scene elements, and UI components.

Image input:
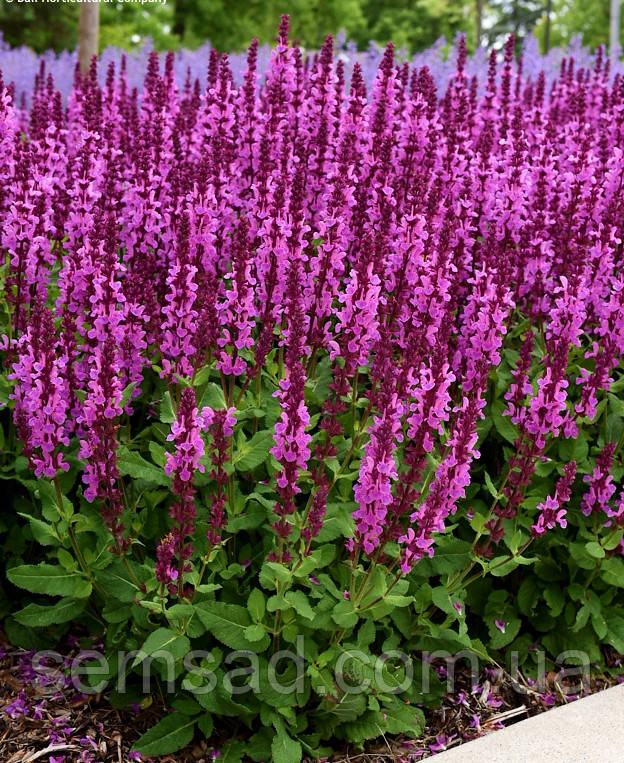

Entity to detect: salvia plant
[0,17,624,760]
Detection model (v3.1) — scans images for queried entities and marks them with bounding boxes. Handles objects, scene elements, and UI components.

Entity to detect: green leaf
[36,480,73,521]
[94,561,147,603]
[159,392,175,424]
[558,433,589,463]
[171,697,202,715]
[604,611,624,652]
[517,577,539,615]
[572,604,591,632]
[332,599,358,629]
[592,612,608,640]
[14,598,86,628]
[315,502,356,542]
[132,714,196,757]
[218,740,247,762]
[431,586,455,615]
[604,530,624,552]
[259,561,292,590]
[600,557,624,588]
[6,564,91,598]
[17,513,59,546]
[488,617,521,649]
[421,538,472,576]
[57,548,77,571]
[192,366,211,388]
[133,628,190,667]
[227,502,266,532]
[384,702,425,736]
[195,684,254,719]
[198,382,226,410]
[117,447,169,486]
[608,393,624,416]
[244,624,267,642]
[197,713,213,739]
[326,693,367,722]
[585,541,605,559]
[469,512,487,533]
[489,555,535,577]
[284,591,315,620]
[484,471,502,499]
[148,442,167,467]
[233,431,274,472]
[248,589,266,621]
[246,728,273,762]
[121,381,137,409]
[272,719,302,763]
[195,601,270,652]
[491,400,517,444]
[544,586,565,617]
[195,584,222,595]
[343,719,386,744]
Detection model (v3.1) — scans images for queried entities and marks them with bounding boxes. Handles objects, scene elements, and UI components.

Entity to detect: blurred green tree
[0,2,78,52]
[172,0,367,51]
[0,0,616,55]
[353,0,473,51]
[484,0,548,47]
[533,0,622,52]
[100,2,178,51]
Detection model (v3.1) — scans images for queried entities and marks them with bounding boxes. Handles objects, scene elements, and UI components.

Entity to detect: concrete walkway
[433,683,624,762]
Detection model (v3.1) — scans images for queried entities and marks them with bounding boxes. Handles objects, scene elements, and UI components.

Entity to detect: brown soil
[0,636,621,762]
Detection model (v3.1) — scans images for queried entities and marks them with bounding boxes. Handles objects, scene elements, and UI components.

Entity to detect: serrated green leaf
[491,400,518,444]
[121,381,137,409]
[7,564,91,598]
[384,702,425,736]
[484,471,502,499]
[248,589,266,621]
[517,578,539,615]
[148,441,167,467]
[17,513,59,546]
[36,480,72,521]
[117,447,169,486]
[284,590,315,620]
[272,719,302,763]
[14,598,86,628]
[604,611,624,652]
[332,599,358,629]
[94,560,147,602]
[197,713,213,739]
[585,541,605,559]
[133,628,190,667]
[159,392,175,424]
[244,624,267,642]
[341,713,385,743]
[488,617,521,649]
[195,601,269,652]
[132,714,196,756]
[171,697,202,715]
[233,431,274,472]
[600,557,624,587]
[544,585,565,617]
[198,382,226,410]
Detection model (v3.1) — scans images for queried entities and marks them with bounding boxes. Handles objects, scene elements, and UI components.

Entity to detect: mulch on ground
[0,633,621,762]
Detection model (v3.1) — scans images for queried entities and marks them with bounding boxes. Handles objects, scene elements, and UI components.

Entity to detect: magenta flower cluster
[3,21,624,590]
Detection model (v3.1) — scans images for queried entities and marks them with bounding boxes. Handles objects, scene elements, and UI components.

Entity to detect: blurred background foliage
[0,0,620,55]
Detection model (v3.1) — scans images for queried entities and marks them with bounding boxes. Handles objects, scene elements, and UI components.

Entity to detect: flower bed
[1,16,624,761]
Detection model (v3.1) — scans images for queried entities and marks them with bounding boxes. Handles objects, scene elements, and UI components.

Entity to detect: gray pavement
[433,683,624,762]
